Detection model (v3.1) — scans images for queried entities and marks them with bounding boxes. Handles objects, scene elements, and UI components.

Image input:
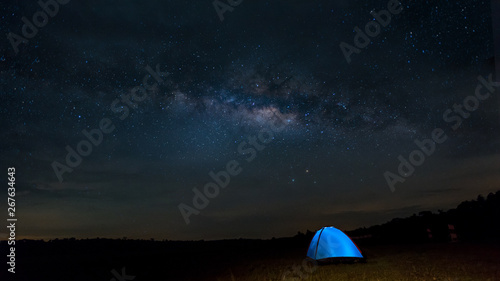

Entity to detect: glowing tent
[306,226,364,262]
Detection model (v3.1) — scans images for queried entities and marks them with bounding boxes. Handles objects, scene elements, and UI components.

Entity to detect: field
[3,240,499,280]
[213,243,500,281]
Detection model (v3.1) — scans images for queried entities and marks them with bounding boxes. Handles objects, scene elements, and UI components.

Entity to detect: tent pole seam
[314,227,325,260]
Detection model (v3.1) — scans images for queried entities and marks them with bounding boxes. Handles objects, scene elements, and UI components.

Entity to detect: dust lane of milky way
[0,0,498,240]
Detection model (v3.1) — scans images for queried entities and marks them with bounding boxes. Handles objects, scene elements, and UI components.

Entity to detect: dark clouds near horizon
[1,0,499,240]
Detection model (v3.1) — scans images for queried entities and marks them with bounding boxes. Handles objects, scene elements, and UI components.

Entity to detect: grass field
[213,243,500,281]
[4,240,499,280]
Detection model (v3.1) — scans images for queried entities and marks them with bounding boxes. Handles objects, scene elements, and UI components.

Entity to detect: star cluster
[0,0,499,240]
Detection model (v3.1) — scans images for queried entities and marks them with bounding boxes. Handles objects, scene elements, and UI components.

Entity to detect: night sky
[1,0,499,241]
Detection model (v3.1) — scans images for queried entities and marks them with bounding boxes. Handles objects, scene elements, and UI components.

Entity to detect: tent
[306,226,364,263]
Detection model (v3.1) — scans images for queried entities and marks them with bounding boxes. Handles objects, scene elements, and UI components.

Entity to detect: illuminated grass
[214,243,500,281]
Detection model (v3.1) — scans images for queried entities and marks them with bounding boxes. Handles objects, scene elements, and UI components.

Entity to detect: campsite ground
[213,242,500,281]
[4,239,499,280]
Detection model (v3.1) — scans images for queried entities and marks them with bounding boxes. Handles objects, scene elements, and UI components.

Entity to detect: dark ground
[1,238,500,281]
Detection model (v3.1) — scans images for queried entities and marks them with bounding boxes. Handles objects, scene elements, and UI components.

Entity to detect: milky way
[1,0,499,240]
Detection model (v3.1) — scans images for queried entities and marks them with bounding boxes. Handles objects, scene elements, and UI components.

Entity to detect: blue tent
[306,226,363,262]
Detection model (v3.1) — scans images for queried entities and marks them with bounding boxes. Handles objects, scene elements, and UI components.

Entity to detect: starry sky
[1,0,499,241]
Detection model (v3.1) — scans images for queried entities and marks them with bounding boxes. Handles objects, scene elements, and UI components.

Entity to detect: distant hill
[342,190,500,244]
